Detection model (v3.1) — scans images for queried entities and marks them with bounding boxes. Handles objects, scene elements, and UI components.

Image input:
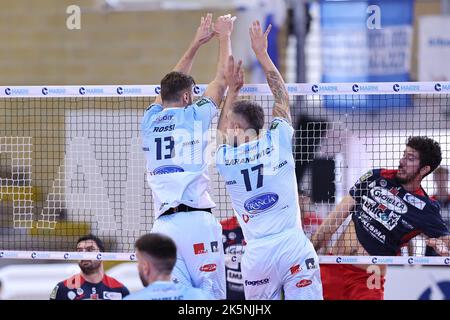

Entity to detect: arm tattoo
[266,71,291,124]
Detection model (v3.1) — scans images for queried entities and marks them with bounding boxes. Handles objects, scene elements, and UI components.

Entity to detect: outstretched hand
[426,238,449,256]
[224,55,244,94]
[193,13,215,46]
[249,20,272,56]
[213,14,236,37]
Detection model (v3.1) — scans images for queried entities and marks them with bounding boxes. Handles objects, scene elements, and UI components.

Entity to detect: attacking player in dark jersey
[221,216,245,300]
[312,136,450,300]
[50,234,130,300]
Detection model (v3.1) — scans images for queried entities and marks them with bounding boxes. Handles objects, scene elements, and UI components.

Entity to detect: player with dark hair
[50,234,129,300]
[125,233,208,300]
[215,21,323,300]
[141,13,235,299]
[313,136,450,300]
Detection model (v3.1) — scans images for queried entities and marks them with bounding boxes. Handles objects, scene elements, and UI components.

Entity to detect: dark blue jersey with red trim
[50,273,130,300]
[221,216,245,300]
[350,169,450,256]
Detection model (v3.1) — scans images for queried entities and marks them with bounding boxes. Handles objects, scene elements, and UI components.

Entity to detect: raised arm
[154,13,215,105]
[249,20,291,124]
[311,195,356,251]
[203,14,235,107]
[217,55,244,145]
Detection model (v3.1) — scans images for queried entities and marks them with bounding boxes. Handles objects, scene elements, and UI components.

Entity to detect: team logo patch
[50,285,58,299]
[380,179,387,187]
[359,170,373,182]
[210,241,219,253]
[77,288,84,295]
[270,121,280,130]
[67,291,76,300]
[196,98,209,106]
[296,279,312,288]
[305,258,317,270]
[403,193,426,210]
[193,243,207,255]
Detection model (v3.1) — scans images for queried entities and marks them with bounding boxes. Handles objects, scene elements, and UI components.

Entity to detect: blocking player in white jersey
[215,21,323,300]
[141,13,235,299]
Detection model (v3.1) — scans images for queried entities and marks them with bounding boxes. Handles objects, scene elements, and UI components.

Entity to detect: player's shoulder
[50,281,66,299]
[269,117,292,131]
[145,103,163,113]
[186,286,210,300]
[62,273,85,289]
[102,274,127,289]
[357,168,386,182]
[194,96,216,108]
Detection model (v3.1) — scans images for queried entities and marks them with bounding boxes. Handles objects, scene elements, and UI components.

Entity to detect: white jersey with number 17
[216,118,304,242]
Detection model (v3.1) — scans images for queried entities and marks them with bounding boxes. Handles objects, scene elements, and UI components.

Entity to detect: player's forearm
[256,52,291,123]
[312,195,355,250]
[172,41,201,74]
[213,34,232,85]
[218,90,238,134]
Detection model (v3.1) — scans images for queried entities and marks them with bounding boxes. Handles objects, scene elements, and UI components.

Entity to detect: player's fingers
[264,24,272,37]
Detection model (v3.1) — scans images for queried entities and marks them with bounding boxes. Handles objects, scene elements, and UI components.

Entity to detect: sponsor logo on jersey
[103,291,123,300]
[199,264,217,272]
[361,196,402,230]
[244,192,279,214]
[305,258,317,270]
[242,215,250,223]
[225,244,244,255]
[290,264,301,275]
[245,278,269,286]
[67,291,76,300]
[370,187,407,214]
[155,114,174,122]
[226,269,243,285]
[193,243,207,255]
[90,293,99,300]
[210,241,219,253]
[296,279,312,288]
[403,193,426,210]
[358,212,388,242]
[152,165,184,175]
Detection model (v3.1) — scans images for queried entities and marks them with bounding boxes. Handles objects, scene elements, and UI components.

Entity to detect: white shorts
[241,229,323,300]
[151,210,226,300]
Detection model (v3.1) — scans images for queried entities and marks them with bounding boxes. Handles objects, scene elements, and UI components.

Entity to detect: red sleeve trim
[102,275,126,289]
